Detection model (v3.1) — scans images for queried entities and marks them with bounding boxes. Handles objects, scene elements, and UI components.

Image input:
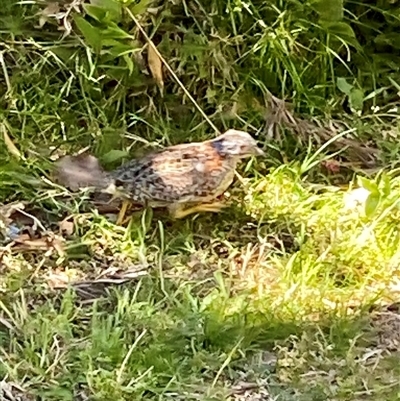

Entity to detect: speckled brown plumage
[54,129,264,220]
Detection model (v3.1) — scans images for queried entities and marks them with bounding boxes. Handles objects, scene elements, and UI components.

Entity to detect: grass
[1,0,400,400]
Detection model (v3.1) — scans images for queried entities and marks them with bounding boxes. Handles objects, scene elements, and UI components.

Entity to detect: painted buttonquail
[54,129,264,222]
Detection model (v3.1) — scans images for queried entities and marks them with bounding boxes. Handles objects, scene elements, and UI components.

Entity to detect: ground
[1,1,400,400]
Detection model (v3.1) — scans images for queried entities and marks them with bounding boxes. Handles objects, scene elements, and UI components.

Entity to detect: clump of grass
[1,0,400,400]
[3,162,399,399]
[242,164,400,300]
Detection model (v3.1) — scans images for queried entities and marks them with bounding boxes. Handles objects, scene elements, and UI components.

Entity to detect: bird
[54,129,265,224]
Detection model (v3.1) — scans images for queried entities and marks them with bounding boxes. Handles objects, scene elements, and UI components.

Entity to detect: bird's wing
[113,144,227,203]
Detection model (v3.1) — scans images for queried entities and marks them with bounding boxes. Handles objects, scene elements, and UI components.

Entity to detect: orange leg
[116,199,131,225]
[168,201,226,219]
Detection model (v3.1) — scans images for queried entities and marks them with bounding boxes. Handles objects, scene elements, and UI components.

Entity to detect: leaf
[101,149,129,164]
[336,77,353,95]
[82,5,107,22]
[100,40,138,66]
[206,87,217,101]
[363,87,388,102]
[90,0,122,22]
[49,46,76,62]
[13,234,65,257]
[102,22,134,40]
[321,21,360,49]
[73,15,102,54]
[388,77,400,92]
[38,2,61,28]
[322,159,341,173]
[199,289,220,312]
[375,33,400,50]
[147,44,164,89]
[123,53,134,74]
[349,88,364,111]
[381,174,391,198]
[59,218,74,236]
[1,124,22,160]
[130,0,154,16]
[311,0,343,22]
[357,176,379,195]
[107,42,137,57]
[365,192,380,218]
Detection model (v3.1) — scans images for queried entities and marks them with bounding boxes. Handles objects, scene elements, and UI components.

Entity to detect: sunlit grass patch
[236,164,400,310]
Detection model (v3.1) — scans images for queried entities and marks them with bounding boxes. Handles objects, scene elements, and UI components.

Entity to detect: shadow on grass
[1,194,399,401]
[1,253,398,401]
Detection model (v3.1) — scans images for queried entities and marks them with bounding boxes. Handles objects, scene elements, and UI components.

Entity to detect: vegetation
[1,0,400,399]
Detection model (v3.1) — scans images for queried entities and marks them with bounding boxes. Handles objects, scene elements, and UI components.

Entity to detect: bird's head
[210,129,265,158]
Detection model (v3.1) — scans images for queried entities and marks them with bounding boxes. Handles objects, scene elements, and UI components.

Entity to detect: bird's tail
[53,153,114,191]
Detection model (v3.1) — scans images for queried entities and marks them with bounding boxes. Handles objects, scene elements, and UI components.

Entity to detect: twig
[14,207,47,232]
[0,52,11,96]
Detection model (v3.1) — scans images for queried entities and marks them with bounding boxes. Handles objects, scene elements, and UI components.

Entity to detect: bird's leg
[116,199,131,225]
[103,184,135,225]
[168,201,227,219]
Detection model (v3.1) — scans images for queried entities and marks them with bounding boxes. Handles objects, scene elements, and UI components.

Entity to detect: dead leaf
[0,317,14,331]
[12,233,31,243]
[187,254,202,269]
[37,2,61,28]
[0,201,26,223]
[147,44,164,89]
[0,202,27,243]
[1,124,23,160]
[59,218,74,236]
[322,159,341,173]
[12,233,65,257]
[46,267,83,290]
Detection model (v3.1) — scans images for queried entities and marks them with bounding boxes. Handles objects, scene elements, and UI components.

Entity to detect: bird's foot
[169,201,227,219]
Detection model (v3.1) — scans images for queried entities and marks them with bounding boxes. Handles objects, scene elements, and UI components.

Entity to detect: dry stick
[0,52,11,95]
[126,8,220,135]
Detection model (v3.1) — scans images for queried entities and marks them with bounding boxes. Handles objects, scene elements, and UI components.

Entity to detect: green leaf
[101,149,129,164]
[41,388,73,401]
[73,15,102,54]
[336,77,353,95]
[90,0,122,21]
[101,38,125,48]
[321,21,360,49]
[365,192,380,218]
[102,22,134,40]
[349,88,364,111]
[388,77,400,92]
[103,41,136,57]
[375,33,400,50]
[381,174,391,198]
[123,53,134,74]
[311,0,343,22]
[363,87,389,101]
[358,176,379,194]
[130,0,153,15]
[49,46,76,63]
[199,288,220,312]
[83,5,107,22]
